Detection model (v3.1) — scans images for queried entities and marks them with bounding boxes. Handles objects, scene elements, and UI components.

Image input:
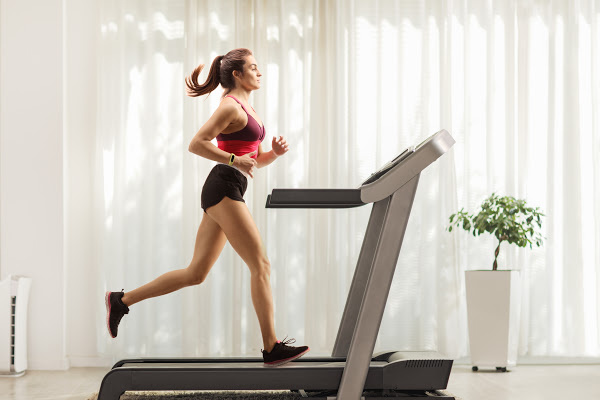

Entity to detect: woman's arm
[188,102,238,164]
[256,136,289,168]
[256,144,278,168]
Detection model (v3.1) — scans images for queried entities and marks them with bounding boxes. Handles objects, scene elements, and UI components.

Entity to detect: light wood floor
[0,364,599,400]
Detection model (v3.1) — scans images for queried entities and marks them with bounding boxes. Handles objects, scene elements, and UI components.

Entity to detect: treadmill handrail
[266,188,364,208]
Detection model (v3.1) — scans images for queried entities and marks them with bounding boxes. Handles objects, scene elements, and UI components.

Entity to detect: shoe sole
[105,291,116,338]
[264,348,310,367]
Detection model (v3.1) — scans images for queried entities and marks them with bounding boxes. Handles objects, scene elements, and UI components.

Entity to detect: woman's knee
[186,263,209,285]
[249,257,271,277]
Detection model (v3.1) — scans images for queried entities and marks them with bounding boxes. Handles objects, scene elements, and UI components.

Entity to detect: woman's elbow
[188,139,201,155]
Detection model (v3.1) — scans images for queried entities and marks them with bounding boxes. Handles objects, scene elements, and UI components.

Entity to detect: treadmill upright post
[332,195,389,357]
[336,175,420,399]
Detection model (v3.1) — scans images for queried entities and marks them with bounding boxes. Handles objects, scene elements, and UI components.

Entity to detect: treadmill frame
[97,130,456,400]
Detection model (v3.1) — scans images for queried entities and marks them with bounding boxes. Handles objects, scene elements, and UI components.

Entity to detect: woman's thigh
[188,212,228,281]
[206,196,268,271]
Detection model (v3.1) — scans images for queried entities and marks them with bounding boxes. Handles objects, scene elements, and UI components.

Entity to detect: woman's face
[235,55,262,91]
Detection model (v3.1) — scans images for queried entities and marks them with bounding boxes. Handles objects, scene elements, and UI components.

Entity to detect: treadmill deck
[103,356,452,393]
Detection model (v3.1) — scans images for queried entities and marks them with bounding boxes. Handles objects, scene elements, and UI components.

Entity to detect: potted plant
[448,193,544,372]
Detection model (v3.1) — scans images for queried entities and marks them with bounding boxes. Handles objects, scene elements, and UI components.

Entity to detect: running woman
[105,48,309,367]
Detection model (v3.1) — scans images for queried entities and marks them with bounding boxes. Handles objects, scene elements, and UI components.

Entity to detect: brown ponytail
[185,55,223,97]
[185,48,253,98]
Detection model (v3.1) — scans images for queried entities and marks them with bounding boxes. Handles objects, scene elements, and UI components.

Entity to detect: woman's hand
[272,136,289,156]
[234,151,258,178]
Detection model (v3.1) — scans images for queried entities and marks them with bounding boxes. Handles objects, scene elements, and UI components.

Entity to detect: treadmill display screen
[361,146,415,185]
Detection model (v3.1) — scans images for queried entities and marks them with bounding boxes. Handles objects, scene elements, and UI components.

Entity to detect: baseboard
[29,357,70,371]
[454,356,600,365]
[68,355,112,368]
[516,356,600,365]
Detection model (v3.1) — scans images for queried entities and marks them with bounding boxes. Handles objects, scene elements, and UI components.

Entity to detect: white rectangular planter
[465,270,521,369]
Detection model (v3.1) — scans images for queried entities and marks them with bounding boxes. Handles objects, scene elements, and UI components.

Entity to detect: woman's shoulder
[215,97,241,116]
[219,95,239,107]
[213,96,245,130]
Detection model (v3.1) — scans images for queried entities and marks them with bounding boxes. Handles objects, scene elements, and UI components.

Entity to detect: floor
[447,364,600,399]
[0,364,599,400]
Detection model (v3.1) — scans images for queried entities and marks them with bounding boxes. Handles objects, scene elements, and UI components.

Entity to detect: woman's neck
[227,89,251,105]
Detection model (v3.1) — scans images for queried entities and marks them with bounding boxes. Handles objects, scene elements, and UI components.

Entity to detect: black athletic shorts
[201,164,248,212]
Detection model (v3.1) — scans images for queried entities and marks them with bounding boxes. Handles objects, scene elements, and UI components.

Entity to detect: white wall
[0,0,100,369]
[0,0,67,370]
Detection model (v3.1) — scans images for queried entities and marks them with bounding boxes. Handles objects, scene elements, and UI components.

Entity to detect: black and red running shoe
[262,337,310,367]
[105,290,129,338]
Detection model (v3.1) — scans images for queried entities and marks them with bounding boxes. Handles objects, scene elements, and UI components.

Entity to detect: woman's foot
[105,290,129,338]
[262,337,310,367]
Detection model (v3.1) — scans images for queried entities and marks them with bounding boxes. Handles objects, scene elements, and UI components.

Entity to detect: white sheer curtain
[95,0,600,362]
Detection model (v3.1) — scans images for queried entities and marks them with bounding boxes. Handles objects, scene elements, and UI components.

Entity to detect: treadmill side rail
[97,362,384,398]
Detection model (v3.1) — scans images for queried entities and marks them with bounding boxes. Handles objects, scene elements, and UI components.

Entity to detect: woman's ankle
[121,293,132,307]
[263,338,277,353]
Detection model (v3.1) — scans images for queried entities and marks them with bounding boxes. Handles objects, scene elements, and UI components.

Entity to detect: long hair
[185,48,253,98]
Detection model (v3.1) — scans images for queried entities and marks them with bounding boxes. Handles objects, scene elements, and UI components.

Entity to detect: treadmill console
[361,146,415,186]
[360,130,452,187]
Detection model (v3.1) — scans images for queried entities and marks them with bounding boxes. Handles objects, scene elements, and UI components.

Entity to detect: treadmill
[97,129,456,400]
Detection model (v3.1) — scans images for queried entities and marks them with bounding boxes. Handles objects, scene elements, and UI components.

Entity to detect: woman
[105,48,309,367]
